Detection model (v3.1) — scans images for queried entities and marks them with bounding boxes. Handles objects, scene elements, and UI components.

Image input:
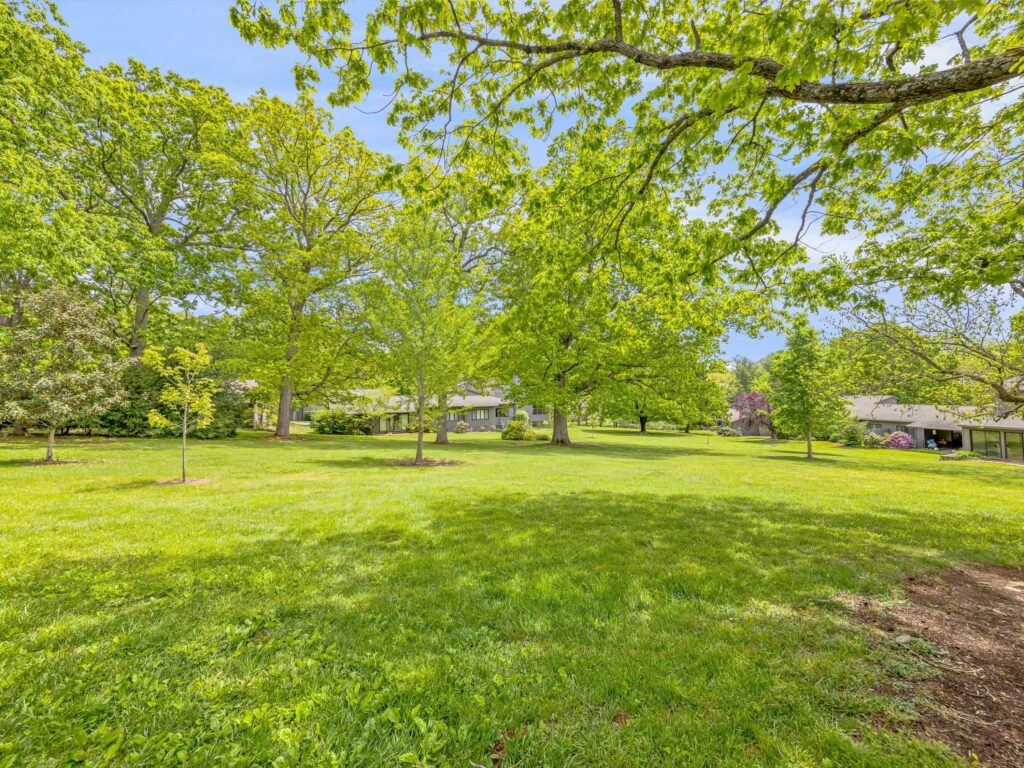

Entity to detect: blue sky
[58,0,796,360]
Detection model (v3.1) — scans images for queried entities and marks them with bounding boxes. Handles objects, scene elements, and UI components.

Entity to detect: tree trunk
[550,408,571,446]
[435,394,449,444]
[182,405,189,482]
[639,415,649,433]
[276,382,293,437]
[415,390,426,464]
[684,424,691,433]
[806,428,813,459]
[12,423,26,436]
[129,287,150,359]
[45,426,55,463]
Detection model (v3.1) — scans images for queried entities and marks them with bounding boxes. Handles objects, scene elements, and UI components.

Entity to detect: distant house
[297,387,549,434]
[727,407,773,436]
[846,395,1024,461]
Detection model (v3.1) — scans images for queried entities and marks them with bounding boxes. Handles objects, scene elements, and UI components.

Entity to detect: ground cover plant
[1,428,1022,766]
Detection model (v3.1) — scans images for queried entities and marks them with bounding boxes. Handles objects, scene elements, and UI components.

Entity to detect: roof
[846,396,1024,432]
[332,388,510,414]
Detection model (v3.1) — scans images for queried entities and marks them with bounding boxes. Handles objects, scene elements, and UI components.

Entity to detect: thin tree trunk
[276,382,293,437]
[182,406,189,482]
[639,415,649,433]
[45,426,55,463]
[435,393,449,444]
[806,428,813,459]
[415,389,426,464]
[551,408,571,446]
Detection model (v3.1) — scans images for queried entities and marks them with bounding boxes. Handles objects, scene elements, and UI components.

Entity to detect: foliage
[310,409,372,436]
[216,92,388,435]
[143,344,218,481]
[72,59,235,358]
[862,431,886,449]
[99,364,246,439]
[231,0,1024,293]
[768,321,848,458]
[884,431,914,450]
[454,420,472,434]
[834,420,865,448]
[501,412,539,441]
[730,391,774,437]
[0,284,126,461]
[364,214,488,463]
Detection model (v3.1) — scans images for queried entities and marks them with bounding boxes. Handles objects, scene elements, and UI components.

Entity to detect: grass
[1,428,1022,767]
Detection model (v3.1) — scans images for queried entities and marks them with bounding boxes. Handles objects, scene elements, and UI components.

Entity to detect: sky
[51,0,914,361]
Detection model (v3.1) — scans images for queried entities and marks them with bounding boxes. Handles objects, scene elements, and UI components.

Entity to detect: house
[301,388,550,434]
[846,395,1024,461]
[727,407,773,436]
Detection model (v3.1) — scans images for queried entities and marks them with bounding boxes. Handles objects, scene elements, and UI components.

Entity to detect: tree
[72,60,234,357]
[231,1,1024,284]
[0,284,126,462]
[143,344,217,483]
[845,289,1024,415]
[731,391,775,438]
[0,3,91,328]
[767,321,847,459]
[219,93,388,436]
[732,356,764,395]
[365,216,487,465]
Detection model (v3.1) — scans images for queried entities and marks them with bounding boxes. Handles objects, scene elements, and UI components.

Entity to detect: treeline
[0,5,747,464]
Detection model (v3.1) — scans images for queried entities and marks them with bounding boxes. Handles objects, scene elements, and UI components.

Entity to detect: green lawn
[1,429,1022,767]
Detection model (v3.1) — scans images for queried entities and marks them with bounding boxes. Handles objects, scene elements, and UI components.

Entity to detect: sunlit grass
[1,428,1021,766]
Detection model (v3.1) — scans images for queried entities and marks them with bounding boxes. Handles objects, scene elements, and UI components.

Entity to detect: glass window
[1005,432,1024,463]
[971,430,1002,459]
[530,404,547,415]
[446,411,458,421]
[470,408,489,420]
[495,407,508,418]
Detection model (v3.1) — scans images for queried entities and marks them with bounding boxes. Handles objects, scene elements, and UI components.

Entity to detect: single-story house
[298,388,550,434]
[847,395,1024,461]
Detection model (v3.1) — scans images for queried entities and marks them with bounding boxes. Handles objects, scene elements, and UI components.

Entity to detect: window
[970,429,1002,459]
[495,407,508,418]
[530,404,547,415]
[1005,432,1024,463]
[446,411,458,422]
[470,408,489,420]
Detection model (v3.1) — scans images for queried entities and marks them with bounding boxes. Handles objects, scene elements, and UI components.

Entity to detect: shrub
[502,411,537,440]
[311,409,372,435]
[884,431,914,450]
[836,420,865,447]
[454,420,472,433]
[99,365,247,438]
[717,426,739,437]
[405,420,434,434]
[950,450,980,460]
[862,431,885,449]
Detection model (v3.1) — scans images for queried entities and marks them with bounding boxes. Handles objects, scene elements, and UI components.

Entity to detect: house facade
[847,395,1024,461]
[300,388,550,434]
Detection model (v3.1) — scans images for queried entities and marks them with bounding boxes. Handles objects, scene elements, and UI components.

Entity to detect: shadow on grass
[2,487,1019,764]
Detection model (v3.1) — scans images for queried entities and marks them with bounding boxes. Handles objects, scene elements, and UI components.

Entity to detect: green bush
[835,420,865,447]
[502,410,538,440]
[98,365,247,438]
[862,431,885,449]
[405,420,434,434]
[311,409,372,435]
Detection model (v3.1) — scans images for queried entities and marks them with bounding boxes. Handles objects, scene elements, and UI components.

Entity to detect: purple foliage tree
[732,391,775,437]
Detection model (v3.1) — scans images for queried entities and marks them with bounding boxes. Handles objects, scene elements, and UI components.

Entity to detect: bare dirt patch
[851,566,1024,767]
[153,478,213,486]
[392,458,459,467]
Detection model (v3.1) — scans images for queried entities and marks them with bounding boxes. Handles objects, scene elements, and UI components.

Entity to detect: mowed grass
[1,429,1022,767]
